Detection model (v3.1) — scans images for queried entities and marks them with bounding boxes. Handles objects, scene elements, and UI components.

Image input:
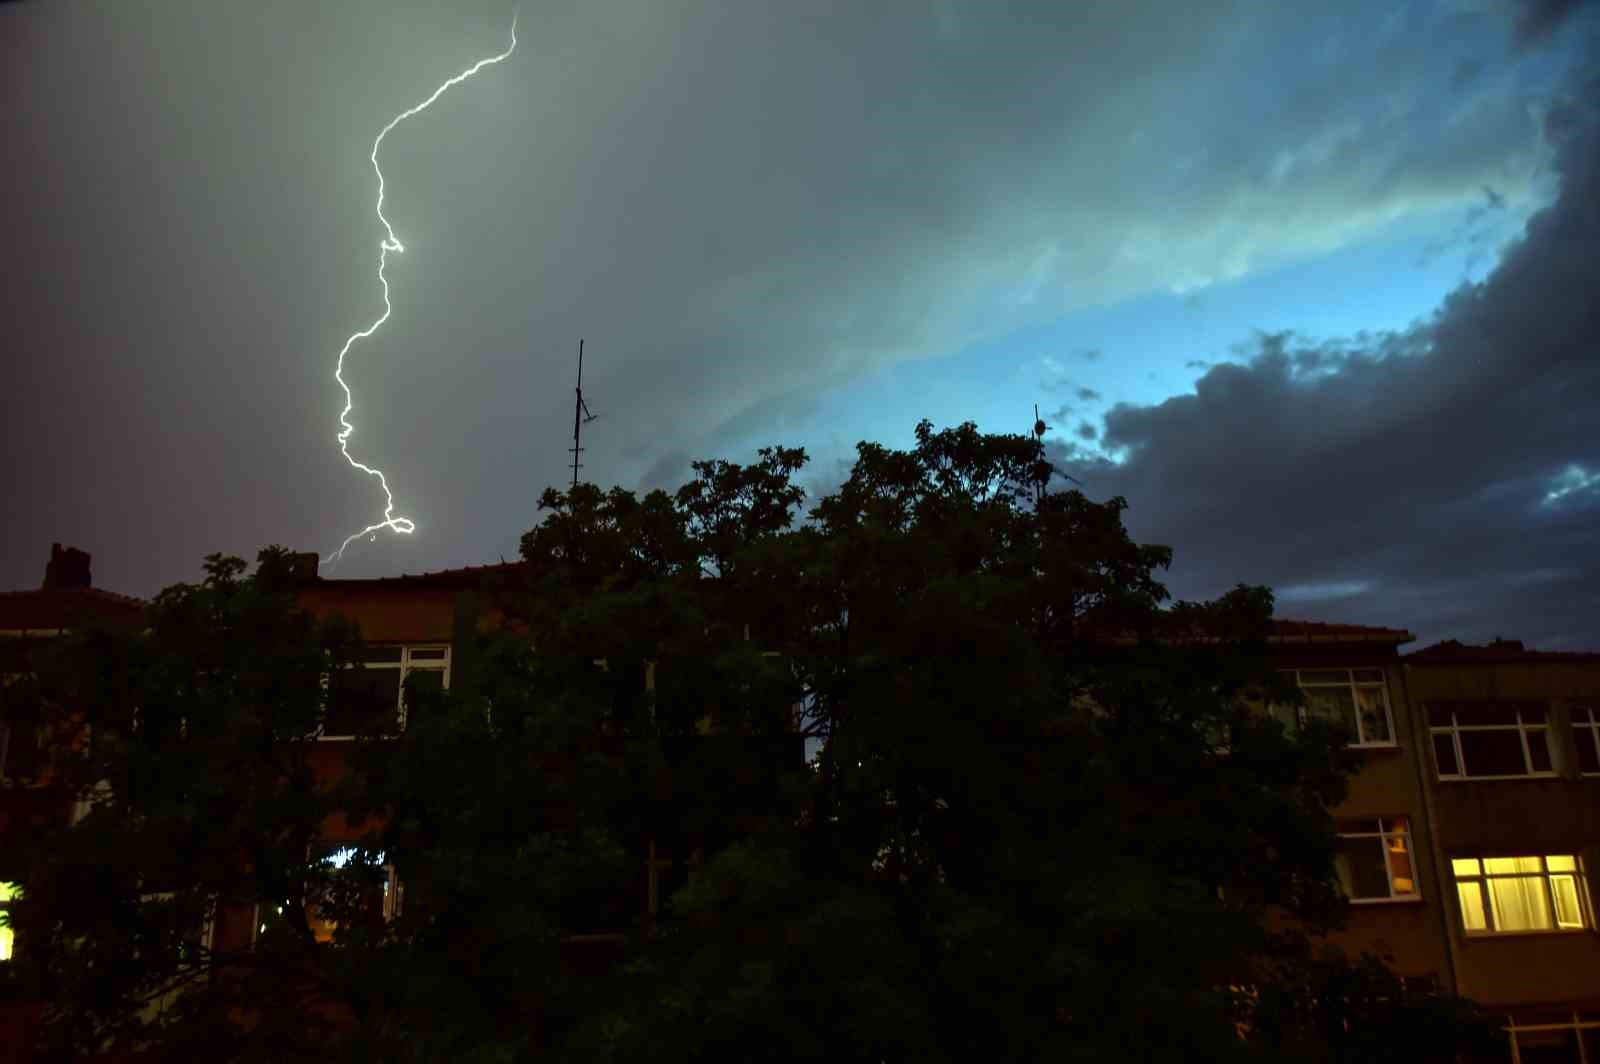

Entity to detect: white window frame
[1430,704,1557,781]
[1451,855,1592,936]
[138,890,217,968]
[1572,705,1600,778]
[1504,1010,1600,1064]
[1335,816,1421,904]
[320,644,450,741]
[1279,668,1397,748]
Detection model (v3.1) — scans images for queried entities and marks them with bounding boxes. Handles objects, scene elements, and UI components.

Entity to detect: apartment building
[1254,620,1456,989]
[1402,639,1600,1062]
[0,546,145,1063]
[3,546,1596,1060]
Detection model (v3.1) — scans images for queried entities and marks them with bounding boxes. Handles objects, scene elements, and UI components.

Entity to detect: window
[1451,855,1590,934]
[1572,706,1600,777]
[0,696,44,782]
[0,882,17,961]
[1430,702,1555,780]
[323,645,449,739]
[139,891,215,967]
[1503,1009,1600,1064]
[262,844,400,940]
[1273,669,1395,746]
[1335,817,1418,902]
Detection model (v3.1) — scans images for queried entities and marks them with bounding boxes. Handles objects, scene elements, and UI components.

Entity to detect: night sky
[3,1,1596,649]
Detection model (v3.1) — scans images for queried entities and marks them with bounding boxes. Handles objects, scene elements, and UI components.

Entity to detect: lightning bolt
[325,10,519,567]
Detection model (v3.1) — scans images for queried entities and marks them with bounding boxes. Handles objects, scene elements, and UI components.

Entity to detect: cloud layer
[0,0,1587,604]
[1050,71,1600,649]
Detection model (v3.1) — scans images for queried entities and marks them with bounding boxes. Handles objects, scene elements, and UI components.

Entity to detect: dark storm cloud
[0,0,1582,594]
[1050,82,1600,650]
[1075,387,1102,403]
[1515,0,1595,43]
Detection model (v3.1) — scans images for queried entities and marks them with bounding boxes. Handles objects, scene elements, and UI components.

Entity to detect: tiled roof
[1406,639,1600,664]
[1267,619,1414,643]
[0,588,145,632]
[308,561,526,590]
[1089,617,1415,647]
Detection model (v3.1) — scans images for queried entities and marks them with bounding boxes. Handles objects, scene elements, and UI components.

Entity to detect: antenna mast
[570,339,598,489]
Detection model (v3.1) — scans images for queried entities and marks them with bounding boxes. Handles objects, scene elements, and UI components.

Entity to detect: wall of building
[1288,656,1455,985]
[1403,660,1600,1012]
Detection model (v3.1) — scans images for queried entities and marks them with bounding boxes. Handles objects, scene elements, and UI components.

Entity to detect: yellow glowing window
[0,882,18,962]
[1451,855,1590,934]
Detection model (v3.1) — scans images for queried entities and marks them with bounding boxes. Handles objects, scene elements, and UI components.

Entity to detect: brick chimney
[43,543,92,590]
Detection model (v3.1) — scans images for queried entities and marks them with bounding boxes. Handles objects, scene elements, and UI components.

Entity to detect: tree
[2,424,1502,1062]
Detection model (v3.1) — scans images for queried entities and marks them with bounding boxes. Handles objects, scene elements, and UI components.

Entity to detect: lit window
[322,645,449,739]
[1273,669,1395,746]
[301,845,398,943]
[1451,855,1590,934]
[0,882,18,961]
[1334,817,1418,902]
[1572,706,1600,777]
[1429,702,1555,780]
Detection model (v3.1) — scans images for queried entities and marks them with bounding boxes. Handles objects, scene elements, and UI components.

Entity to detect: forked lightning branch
[326,11,518,566]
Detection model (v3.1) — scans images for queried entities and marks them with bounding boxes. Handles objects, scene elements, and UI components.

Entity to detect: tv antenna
[570,339,598,489]
[1030,402,1081,502]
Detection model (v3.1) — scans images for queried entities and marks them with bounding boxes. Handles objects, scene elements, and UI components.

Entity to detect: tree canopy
[1,421,1502,1062]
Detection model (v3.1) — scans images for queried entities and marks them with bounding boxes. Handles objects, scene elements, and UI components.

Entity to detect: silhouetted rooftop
[1406,638,1600,664]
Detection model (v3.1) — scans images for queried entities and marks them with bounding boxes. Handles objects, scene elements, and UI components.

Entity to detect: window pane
[1453,704,1520,726]
[1526,729,1553,773]
[1459,730,1529,776]
[1513,1027,1580,1064]
[1484,857,1543,874]
[1355,685,1392,743]
[1452,858,1481,877]
[1298,670,1351,686]
[407,647,447,661]
[1487,875,1553,931]
[1336,836,1393,899]
[1546,855,1577,872]
[326,668,402,735]
[1,718,42,780]
[1304,687,1358,736]
[1573,725,1600,775]
[1351,669,1385,684]
[404,669,445,699]
[1433,734,1461,776]
[1267,702,1299,731]
[1385,832,1417,895]
[1457,882,1487,930]
[1551,876,1584,928]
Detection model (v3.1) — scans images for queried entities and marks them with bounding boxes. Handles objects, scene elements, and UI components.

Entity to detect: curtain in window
[1487,874,1552,931]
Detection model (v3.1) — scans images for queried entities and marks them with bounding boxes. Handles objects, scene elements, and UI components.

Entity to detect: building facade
[2,547,1597,1060]
[1402,639,1600,1061]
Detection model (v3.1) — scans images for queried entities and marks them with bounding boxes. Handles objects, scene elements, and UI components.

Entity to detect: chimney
[43,543,92,590]
[290,552,321,583]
